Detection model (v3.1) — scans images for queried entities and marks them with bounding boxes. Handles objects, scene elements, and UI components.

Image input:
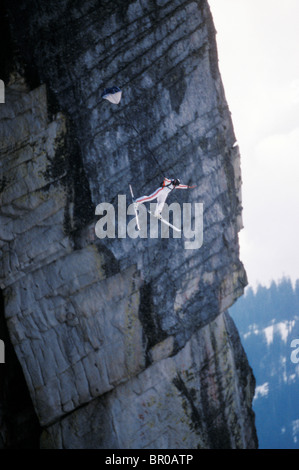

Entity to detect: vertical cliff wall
[0,0,258,448]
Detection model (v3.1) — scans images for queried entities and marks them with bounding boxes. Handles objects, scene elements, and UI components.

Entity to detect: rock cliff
[0,0,258,448]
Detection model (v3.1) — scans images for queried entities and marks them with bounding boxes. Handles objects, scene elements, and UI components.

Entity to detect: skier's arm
[176,184,196,189]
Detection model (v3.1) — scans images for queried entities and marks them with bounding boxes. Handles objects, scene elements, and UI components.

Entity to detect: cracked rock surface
[0,0,257,448]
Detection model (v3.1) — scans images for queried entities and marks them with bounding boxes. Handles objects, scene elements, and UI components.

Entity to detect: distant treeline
[231,277,299,332]
[229,276,299,449]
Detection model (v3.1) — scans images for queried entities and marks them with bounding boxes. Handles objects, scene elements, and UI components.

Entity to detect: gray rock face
[0,0,257,448]
[41,312,256,449]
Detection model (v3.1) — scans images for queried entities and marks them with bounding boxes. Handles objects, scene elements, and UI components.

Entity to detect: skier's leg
[135,186,164,205]
[155,192,168,216]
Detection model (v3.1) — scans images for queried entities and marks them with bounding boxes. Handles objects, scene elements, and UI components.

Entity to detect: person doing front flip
[134,177,196,217]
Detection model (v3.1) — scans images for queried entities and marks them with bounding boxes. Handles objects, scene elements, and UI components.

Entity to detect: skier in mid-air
[133,177,196,217]
[102,87,198,230]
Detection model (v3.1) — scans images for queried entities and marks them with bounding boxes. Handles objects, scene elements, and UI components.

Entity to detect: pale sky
[208,0,299,289]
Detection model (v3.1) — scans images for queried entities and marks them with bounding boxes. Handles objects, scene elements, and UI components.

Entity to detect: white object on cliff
[101,86,122,104]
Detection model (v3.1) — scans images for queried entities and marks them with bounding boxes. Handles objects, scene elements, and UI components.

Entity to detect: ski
[148,210,181,232]
[129,184,140,231]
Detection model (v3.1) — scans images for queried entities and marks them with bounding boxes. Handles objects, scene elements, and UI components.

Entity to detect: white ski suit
[135,177,191,216]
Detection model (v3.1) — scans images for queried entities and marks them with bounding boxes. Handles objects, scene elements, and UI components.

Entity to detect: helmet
[172,178,180,186]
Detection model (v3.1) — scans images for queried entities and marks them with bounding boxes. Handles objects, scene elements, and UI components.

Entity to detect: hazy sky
[208,0,299,289]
